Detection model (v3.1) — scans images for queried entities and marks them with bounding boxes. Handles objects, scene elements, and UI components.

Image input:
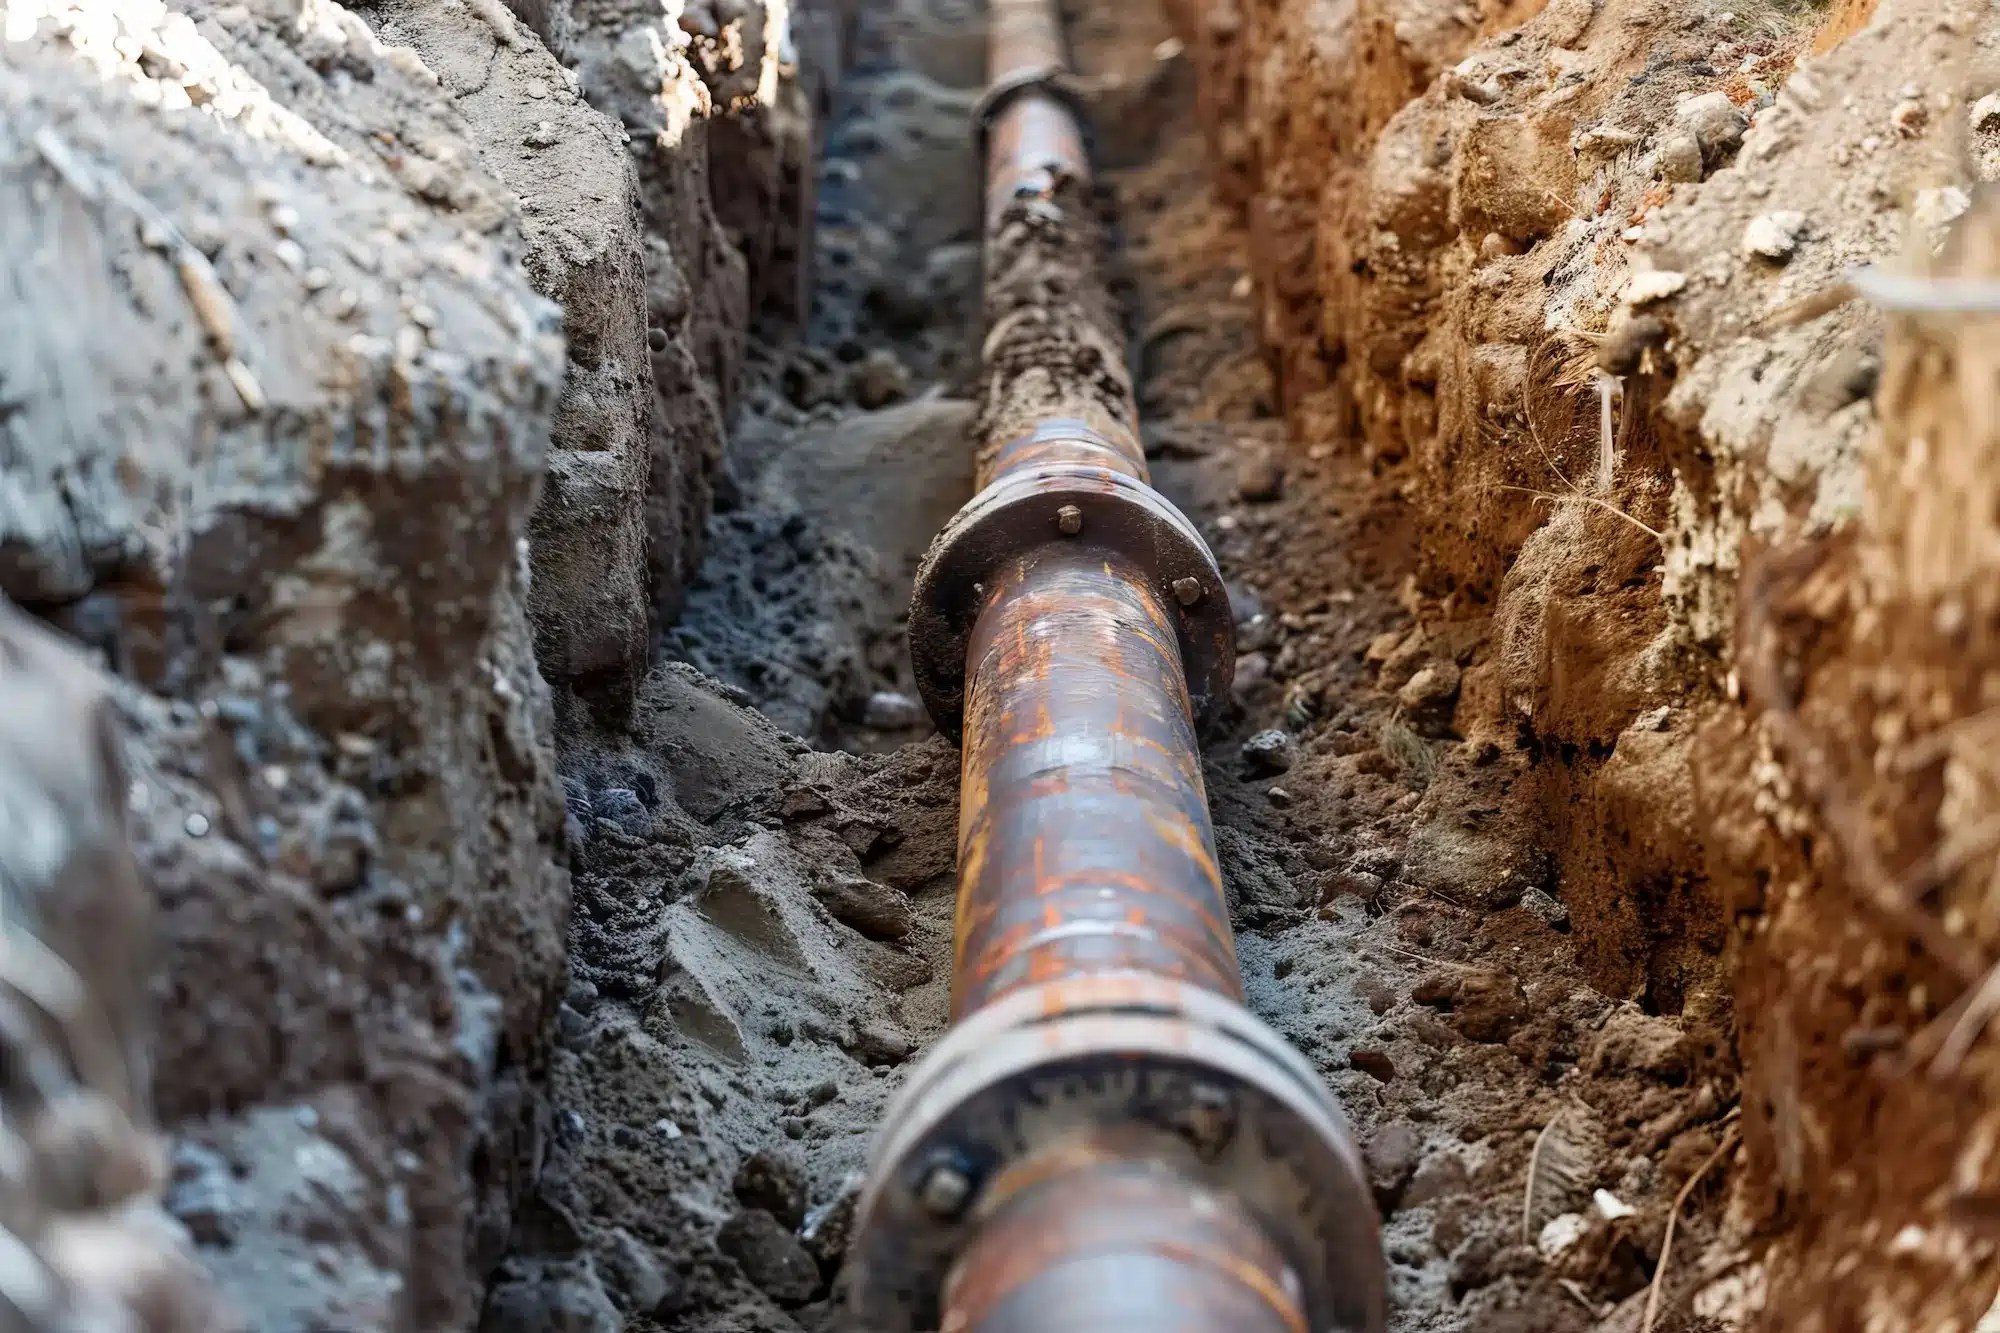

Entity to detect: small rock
[1655,131,1704,182]
[1403,1150,1472,1208]
[733,1150,810,1230]
[1364,629,1407,664]
[1624,270,1688,306]
[1675,90,1747,159]
[1971,92,2000,132]
[1356,974,1397,1016]
[1319,868,1385,906]
[1592,1188,1636,1222]
[780,785,832,819]
[1537,1211,1589,1259]
[1364,1123,1421,1209]
[599,1228,674,1315]
[848,348,911,408]
[1238,612,1280,654]
[1241,728,1296,776]
[718,1210,819,1306]
[1236,451,1285,502]
[524,120,558,148]
[813,875,915,942]
[846,1020,912,1067]
[1586,1008,1692,1081]
[1233,650,1272,695]
[1348,1047,1396,1082]
[1397,662,1461,737]
[1412,968,1527,1043]
[1518,885,1569,929]
[1265,785,1293,808]
[1742,210,1806,262]
[165,1143,237,1246]
[862,690,925,731]
[594,787,647,833]
[1890,98,1927,139]
[480,1259,620,1333]
[525,77,549,99]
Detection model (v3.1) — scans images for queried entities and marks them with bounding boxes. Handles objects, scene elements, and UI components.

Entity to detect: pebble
[847,348,910,409]
[1585,1008,1691,1080]
[845,1019,913,1067]
[599,1228,675,1315]
[525,77,549,98]
[1741,210,1806,262]
[1265,785,1293,808]
[1519,885,1570,929]
[480,1260,620,1333]
[862,689,925,730]
[1537,1212,1589,1259]
[1240,728,1296,776]
[1623,270,1687,306]
[813,875,915,941]
[1655,131,1704,183]
[1237,612,1280,654]
[1396,662,1461,737]
[717,1210,819,1306]
[1233,650,1272,695]
[1364,1123,1421,1208]
[733,1149,810,1230]
[1973,92,2000,132]
[1411,968,1527,1043]
[1236,451,1285,502]
[593,787,647,834]
[1675,90,1747,159]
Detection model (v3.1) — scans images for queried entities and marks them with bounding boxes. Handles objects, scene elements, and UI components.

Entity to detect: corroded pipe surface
[850,0,1385,1327]
[952,546,1238,1017]
[941,1136,1305,1333]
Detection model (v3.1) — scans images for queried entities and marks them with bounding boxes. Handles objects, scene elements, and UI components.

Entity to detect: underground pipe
[847,2,1387,1329]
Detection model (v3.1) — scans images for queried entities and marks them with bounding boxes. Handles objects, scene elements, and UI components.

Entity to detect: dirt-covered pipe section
[848,3,1384,1329]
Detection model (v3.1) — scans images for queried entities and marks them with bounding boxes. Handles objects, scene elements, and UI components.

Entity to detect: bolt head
[1172,576,1204,606]
[918,1161,973,1219]
[1055,504,1084,536]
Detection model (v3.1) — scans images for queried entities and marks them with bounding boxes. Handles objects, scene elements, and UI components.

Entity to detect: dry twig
[1641,1115,1742,1333]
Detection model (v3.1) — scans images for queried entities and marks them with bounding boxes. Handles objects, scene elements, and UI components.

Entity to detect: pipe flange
[909,461,1234,741]
[847,974,1387,1333]
[972,64,1091,157]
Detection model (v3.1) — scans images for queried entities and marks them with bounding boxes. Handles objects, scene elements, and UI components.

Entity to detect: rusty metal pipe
[850,1,1386,1329]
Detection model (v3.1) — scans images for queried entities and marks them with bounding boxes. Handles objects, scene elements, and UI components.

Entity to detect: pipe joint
[848,975,1385,1332]
[907,439,1234,742]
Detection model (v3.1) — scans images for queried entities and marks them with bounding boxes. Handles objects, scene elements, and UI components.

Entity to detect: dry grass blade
[1492,485,1665,541]
[1641,1117,1742,1333]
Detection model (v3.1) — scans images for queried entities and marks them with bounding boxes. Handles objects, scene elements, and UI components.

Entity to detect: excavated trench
[524,1,1748,1328]
[6,0,2000,1329]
